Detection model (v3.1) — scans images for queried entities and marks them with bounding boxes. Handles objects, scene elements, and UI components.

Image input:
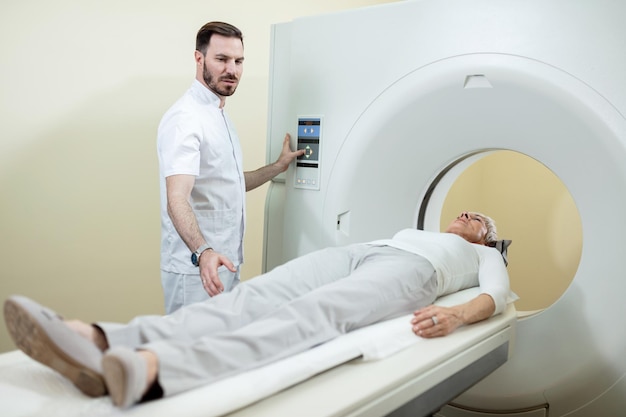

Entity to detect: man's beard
[203,65,238,97]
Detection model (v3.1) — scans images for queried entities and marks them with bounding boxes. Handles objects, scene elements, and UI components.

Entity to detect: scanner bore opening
[420,150,581,314]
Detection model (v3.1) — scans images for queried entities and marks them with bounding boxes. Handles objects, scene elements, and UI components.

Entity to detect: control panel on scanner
[295,117,322,190]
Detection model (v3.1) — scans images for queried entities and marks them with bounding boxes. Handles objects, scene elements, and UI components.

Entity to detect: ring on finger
[431,316,438,325]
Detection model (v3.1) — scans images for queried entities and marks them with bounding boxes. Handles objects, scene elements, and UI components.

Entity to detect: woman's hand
[411,305,463,338]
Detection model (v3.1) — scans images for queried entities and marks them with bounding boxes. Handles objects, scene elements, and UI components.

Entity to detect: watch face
[191,253,199,266]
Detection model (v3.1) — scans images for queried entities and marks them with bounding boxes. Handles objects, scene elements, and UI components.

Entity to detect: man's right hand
[198,250,237,296]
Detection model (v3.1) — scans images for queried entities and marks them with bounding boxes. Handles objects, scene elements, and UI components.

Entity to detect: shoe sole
[102,354,130,407]
[3,298,107,397]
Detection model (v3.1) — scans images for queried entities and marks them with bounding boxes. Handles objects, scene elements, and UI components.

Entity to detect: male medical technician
[158,21,303,313]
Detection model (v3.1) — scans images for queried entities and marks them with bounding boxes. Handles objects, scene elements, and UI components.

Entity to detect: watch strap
[191,243,213,266]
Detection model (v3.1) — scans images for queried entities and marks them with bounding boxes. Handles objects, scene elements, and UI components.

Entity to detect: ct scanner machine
[1,1,625,417]
[261,0,626,415]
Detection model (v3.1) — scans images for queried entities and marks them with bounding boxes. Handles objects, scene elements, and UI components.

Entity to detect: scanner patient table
[0,288,516,417]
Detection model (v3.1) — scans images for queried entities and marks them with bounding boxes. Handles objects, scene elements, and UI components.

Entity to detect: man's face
[196,34,244,97]
[445,212,488,244]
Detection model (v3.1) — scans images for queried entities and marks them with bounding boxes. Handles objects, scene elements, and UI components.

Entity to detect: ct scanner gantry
[263,0,626,415]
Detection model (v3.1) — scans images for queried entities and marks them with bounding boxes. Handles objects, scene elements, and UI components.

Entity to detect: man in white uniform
[158,21,303,313]
[4,212,514,408]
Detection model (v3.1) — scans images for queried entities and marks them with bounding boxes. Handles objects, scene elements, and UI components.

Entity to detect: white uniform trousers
[160,267,241,314]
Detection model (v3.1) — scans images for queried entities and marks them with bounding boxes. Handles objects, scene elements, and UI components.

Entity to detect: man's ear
[194,50,204,66]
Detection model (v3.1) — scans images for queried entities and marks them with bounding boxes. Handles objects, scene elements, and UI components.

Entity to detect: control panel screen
[297,118,321,165]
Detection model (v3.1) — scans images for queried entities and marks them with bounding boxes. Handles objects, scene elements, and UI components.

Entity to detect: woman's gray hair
[470,211,498,245]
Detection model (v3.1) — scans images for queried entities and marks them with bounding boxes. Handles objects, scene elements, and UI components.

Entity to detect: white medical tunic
[157,80,246,274]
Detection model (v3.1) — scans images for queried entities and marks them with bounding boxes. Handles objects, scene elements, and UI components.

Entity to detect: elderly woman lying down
[4,211,512,409]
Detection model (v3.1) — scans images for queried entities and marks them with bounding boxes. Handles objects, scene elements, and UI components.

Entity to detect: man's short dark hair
[196,21,243,55]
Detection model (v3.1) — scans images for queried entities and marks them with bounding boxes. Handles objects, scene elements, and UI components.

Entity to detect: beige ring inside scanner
[322,54,626,414]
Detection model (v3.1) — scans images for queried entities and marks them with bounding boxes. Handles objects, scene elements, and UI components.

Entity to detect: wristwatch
[191,244,213,267]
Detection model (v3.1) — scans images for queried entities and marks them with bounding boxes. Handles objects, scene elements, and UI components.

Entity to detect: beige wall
[0,0,399,353]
